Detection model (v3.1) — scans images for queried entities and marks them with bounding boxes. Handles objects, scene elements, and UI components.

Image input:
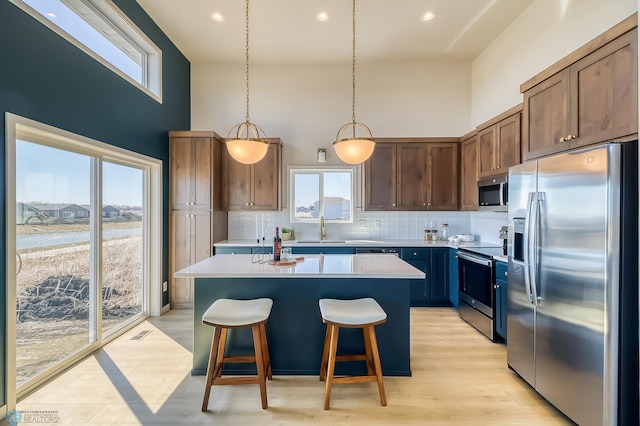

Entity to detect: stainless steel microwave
[478,174,508,212]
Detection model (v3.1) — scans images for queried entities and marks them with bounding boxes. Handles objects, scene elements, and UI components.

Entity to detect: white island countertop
[214,239,501,249]
[174,254,426,279]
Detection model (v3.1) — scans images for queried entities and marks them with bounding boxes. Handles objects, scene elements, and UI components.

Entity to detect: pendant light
[333,0,375,165]
[225,0,269,165]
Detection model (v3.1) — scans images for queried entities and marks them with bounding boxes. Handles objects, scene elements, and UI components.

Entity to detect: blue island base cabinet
[400,248,451,307]
[193,277,413,377]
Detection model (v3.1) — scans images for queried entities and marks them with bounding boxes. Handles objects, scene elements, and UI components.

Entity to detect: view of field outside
[16,142,144,386]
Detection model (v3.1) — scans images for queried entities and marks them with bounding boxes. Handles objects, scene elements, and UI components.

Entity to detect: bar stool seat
[201,298,273,412]
[319,297,387,410]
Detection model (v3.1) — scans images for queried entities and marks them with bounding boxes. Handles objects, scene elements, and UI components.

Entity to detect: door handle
[523,192,535,304]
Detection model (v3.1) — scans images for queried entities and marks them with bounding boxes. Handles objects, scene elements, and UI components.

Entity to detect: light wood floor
[18,308,573,425]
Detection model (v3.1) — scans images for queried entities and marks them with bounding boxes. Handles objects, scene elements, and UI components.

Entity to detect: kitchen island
[174,254,425,377]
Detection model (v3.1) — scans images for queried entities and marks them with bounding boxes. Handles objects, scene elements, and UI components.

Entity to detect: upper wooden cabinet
[477,106,522,178]
[522,18,637,160]
[223,139,282,211]
[364,138,459,211]
[364,143,397,210]
[426,143,459,210]
[171,136,214,210]
[460,133,478,211]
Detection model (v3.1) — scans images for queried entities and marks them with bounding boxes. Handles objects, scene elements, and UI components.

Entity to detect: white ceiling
[135,0,534,64]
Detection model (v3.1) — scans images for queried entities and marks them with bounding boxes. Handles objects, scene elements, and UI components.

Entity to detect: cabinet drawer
[400,248,430,260]
[495,260,508,280]
[215,247,252,255]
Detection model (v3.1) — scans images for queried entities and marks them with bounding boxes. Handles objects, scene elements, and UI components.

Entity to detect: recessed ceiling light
[316,12,329,22]
[211,12,224,22]
[45,12,57,19]
[421,12,435,22]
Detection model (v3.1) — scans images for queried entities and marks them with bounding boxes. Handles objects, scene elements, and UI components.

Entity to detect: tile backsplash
[228,210,508,244]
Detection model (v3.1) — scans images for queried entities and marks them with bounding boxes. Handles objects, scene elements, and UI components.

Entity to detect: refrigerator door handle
[523,192,535,304]
[531,192,545,306]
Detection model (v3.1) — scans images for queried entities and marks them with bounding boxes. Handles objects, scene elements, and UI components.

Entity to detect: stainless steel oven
[457,248,501,341]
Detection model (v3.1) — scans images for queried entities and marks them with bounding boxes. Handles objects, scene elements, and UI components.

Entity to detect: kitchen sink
[296,240,346,244]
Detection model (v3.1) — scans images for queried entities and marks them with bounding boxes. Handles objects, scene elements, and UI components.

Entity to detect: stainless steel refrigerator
[507,141,638,426]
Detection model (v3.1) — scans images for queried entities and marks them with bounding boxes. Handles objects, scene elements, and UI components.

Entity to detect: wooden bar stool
[318,297,387,410]
[201,298,273,412]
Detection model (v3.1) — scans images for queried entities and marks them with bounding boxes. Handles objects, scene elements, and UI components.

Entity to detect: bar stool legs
[318,298,388,410]
[201,298,273,412]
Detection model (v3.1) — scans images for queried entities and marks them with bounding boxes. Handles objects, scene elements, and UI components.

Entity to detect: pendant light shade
[225,0,268,165]
[226,122,269,165]
[333,123,375,165]
[333,0,375,164]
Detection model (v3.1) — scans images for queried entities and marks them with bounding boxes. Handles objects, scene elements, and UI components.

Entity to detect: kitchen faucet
[320,215,326,240]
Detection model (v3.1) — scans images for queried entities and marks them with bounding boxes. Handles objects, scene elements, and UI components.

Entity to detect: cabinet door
[448,249,459,309]
[397,144,427,210]
[170,137,212,210]
[429,248,449,304]
[404,259,429,306]
[364,143,397,210]
[252,143,280,210]
[477,126,496,177]
[170,210,211,309]
[495,261,508,340]
[460,136,478,211]
[426,143,458,210]
[496,113,521,173]
[570,28,638,149]
[224,151,252,210]
[522,69,571,161]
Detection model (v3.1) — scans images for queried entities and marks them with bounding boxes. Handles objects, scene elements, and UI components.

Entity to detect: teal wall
[0,0,191,406]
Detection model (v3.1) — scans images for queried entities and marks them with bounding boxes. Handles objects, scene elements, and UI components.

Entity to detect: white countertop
[214,239,501,249]
[174,254,427,279]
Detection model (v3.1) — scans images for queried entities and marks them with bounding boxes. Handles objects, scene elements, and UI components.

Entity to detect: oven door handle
[457,251,493,267]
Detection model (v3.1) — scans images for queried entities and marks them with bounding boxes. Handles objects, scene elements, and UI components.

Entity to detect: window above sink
[289,167,355,224]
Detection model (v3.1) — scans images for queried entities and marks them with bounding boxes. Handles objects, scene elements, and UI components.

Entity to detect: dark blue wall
[0,0,190,406]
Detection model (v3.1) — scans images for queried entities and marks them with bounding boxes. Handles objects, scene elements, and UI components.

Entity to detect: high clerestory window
[11,0,162,102]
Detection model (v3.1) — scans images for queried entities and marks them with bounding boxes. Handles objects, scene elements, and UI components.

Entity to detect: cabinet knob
[570,134,576,140]
[559,137,565,143]
[246,203,250,206]
[494,284,500,289]
[392,203,396,207]
[413,252,418,256]
[566,134,572,140]
[504,271,508,276]
[427,203,431,206]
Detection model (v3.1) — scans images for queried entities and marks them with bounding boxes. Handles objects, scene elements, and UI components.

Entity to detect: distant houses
[16,203,125,224]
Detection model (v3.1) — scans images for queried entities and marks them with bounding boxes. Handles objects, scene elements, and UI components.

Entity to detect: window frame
[289,167,356,224]
[10,0,163,103]
[5,112,163,406]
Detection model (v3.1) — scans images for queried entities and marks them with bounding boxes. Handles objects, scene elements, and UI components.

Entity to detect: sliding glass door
[101,162,145,335]
[11,125,151,394]
[15,142,95,386]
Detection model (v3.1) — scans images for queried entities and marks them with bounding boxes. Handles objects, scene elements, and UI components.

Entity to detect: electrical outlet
[162,281,168,292]
[358,219,366,226]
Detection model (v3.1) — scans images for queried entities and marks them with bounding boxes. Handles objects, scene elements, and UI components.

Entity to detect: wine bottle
[273,227,282,261]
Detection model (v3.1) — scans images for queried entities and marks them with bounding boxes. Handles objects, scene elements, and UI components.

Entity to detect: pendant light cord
[351,0,357,126]
[245,0,251,123]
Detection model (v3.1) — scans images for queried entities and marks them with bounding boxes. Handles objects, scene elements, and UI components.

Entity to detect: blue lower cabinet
[448,249,459,309]
[495,261,508,341]
[400,248,450,307]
